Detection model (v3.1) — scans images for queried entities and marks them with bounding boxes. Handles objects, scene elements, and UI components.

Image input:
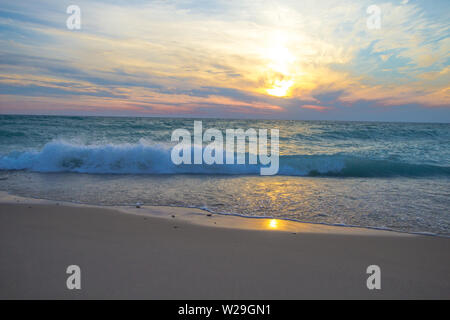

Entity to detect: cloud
[300,105,333,112]
[0,0,448,121]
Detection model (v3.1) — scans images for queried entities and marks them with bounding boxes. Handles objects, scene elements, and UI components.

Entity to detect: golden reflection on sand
[268,219,278,229]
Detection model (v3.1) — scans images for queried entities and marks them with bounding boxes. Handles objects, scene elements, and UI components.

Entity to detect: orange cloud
[300,105,333,112]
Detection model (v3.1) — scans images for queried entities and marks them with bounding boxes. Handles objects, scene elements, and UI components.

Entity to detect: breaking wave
[0,140,449,177]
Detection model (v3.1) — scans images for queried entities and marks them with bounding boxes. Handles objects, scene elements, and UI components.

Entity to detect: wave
[0,140,449,177]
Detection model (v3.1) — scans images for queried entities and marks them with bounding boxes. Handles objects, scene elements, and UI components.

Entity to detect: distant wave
[0,129,26,138]
[291,124,448,142]
[0,140,449,177]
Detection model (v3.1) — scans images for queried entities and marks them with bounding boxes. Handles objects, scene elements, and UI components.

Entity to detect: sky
[0,0,449,122]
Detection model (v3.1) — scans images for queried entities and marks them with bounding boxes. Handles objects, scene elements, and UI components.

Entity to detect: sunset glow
[267,79,294,97]
[0,0,448,121]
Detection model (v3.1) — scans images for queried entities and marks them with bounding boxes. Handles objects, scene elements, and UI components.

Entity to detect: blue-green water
[0,115,449,235]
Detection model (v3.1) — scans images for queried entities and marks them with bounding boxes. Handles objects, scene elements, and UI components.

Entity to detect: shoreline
[0,191,442,238]
[0,192,449,299]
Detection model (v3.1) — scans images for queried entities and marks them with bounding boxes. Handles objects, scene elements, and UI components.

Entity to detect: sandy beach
[0,195,449,299]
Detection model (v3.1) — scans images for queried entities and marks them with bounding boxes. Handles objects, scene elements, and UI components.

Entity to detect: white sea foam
[1,139,448,177]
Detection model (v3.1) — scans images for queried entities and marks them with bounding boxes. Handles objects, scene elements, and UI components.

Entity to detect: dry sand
[0,197,449,299]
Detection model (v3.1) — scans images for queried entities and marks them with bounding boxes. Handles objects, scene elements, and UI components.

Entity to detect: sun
[266,79,294,97]
[266,46,295,75]
[263,41,296,97]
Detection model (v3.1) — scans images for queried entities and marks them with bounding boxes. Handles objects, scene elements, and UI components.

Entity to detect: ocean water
[0,115,449,235]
